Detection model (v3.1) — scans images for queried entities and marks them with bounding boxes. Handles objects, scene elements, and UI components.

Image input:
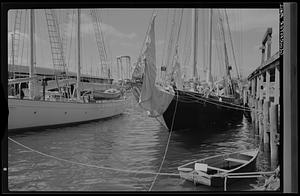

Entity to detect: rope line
[8,137,179,177]
[148,90,179,191]
[178,90,266,114]
[178,91,251,112]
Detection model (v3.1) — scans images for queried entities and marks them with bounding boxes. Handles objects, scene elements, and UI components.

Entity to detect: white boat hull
[8,98,128,131]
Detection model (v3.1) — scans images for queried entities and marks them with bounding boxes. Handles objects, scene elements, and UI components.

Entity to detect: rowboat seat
[240,151,255,157]
[225,157,248,164]
[206,165,229,173]
[178,167,193,172]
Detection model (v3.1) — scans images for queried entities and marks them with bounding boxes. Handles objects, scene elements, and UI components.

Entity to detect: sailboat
[8,9,127,131]
[132,9,244,131]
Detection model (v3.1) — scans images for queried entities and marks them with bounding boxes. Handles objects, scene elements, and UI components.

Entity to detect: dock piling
[254,98,259,133]
[270,103,279,170]
[263,100,270,148]
[258,99,264,140]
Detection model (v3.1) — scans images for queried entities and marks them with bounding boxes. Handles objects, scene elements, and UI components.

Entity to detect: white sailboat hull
[8,98,127,131]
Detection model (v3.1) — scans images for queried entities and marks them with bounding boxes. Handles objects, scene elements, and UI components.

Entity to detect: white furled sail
[139,15,174,117]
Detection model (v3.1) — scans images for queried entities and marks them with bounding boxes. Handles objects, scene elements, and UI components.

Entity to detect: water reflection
[8,95,270,191]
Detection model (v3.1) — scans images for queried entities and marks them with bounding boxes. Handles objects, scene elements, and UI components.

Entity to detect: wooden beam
[262,27,272,45]
[266,70,271,101]
[283,2,298,193]
[260,75,264,100]
[274,65,280,104]
[251,79,255,97]
[256,76,260,99]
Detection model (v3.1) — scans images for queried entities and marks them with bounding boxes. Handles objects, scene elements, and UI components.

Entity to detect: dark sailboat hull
[162,90,244,131]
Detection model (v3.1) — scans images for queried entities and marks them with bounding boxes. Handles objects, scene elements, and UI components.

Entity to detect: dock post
[243,88,247,106]
[258,99,264,140]
[270,103,278,170]
[250,96,255,125]
[254,98,259,133]
[253,98,256,127]
[265,70,270,102]
[263,100,270,150]
[274,65,280,105]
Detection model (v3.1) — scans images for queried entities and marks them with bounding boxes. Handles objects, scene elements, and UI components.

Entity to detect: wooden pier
[243,28,280,171]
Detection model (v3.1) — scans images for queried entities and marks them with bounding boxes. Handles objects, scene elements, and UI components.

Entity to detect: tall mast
[192,9,198,82]
[219,13,234,95]
[207,9,213,86]
[29,9,36,99]
[224,9,240,80]
[77,9,81,101]
[11,34,14,77]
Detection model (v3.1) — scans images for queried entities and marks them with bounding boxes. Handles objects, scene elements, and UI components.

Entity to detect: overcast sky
[8,8,279,80]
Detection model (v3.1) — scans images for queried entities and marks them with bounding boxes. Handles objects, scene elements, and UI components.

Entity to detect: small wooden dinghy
[93,88,121,100]
[177,148,259,187]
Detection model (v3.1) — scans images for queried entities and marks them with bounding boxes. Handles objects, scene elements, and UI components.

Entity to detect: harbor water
[8,94,270,192]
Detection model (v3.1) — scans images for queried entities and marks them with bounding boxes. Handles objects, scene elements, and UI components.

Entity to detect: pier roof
[8,64,112,81]
[247,51,280,80]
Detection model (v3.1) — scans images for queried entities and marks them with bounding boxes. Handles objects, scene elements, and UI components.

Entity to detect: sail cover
[139,15,174,117]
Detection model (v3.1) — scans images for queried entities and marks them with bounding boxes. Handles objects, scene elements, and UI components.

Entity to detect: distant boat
[93,88,122,100]
[8,9,127,131]
[177,148,259,187]
[131,9,244,131]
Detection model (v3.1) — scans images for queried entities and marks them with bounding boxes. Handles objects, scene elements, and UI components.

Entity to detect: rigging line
[8,137,180,177]
[96,9,109,77]
[215,10,224,78]
[214,14,225,80]
[202,9,207,74]
[214,31,223,79]
[182,92,253,112]
[218,10,235,94]
[224,9,240,80]
[165,9,177,76]
[183,10,193,72]
[20,10,28,66]
[240,10,244,77]
[67,9,75,72]
[148,90,179,191]
[181,10,189,63]
[16,10,23,66]
[170,8,184,68]
[161,8,170,69]
[101,10,114,79]
[182,12,192,77]
[25,11,30,69]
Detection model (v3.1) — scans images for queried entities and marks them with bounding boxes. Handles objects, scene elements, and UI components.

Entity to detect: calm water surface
[8,94,271,192]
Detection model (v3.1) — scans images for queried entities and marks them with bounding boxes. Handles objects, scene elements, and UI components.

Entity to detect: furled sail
[139,15,174,117]
[170,47,183,90]
[171,60,183,90]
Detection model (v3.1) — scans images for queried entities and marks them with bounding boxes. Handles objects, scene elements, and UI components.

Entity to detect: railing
[222,171,277,191]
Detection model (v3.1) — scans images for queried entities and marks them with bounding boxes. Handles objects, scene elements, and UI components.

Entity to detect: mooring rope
[8,137,180,177]
[184,91,251,111]
[148,90,179,191]
[176,90,266,114]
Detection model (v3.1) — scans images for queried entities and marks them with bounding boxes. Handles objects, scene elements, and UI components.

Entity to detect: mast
[192,9,198,82]
[219,13,234,95]
[29,9,36,99]
[224,9,240,80]
[11,34,14,77]
[77,9,81,101]
[207,9,213,86]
